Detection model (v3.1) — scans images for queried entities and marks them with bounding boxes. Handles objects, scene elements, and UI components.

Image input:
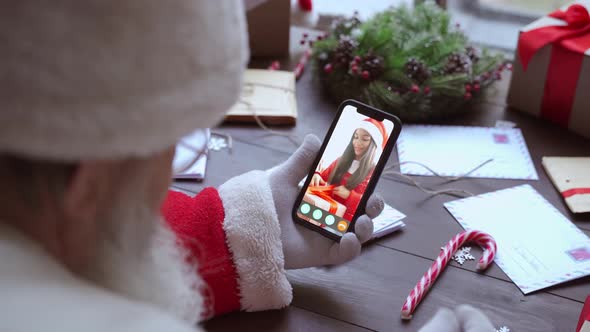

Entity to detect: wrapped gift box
[543,157,590,213]
[303,191,346,218]
[507,2,590,139]
[244,0,290,57]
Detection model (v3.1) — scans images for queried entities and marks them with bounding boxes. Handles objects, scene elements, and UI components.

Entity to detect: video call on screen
[297,105,394,236]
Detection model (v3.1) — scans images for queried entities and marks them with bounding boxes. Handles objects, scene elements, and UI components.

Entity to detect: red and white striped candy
[294,49,312,80]
[400,230,497,320]
[268,49,311,80]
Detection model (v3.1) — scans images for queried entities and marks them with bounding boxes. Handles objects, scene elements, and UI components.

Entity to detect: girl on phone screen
[310,118,388,220]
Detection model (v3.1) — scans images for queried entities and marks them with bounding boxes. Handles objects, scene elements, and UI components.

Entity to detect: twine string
[381,159,494,198]
[173,81,490,200]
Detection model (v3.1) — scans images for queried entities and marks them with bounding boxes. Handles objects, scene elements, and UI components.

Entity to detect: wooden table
[173,57,590,331]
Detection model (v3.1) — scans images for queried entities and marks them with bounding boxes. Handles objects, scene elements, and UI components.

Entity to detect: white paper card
[372,204,406,239]
[173,129,210,180]
[397,125,538,180]
[445,185,590,294]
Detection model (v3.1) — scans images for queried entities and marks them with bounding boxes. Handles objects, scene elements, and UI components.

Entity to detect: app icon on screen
[312,209,323,220]
[325,215,335,226]
[300,203,311,214]
[337,221,348,232]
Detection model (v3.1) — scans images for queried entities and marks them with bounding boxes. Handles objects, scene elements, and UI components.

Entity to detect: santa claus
[0,1,494,331]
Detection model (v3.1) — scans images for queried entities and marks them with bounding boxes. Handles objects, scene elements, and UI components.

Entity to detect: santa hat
[0,0,248,161]
[357,118,389,150]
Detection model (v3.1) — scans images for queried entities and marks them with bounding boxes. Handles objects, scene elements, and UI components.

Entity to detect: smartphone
[292,100,402,241]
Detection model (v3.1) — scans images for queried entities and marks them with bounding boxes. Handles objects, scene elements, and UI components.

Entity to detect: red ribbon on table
[562,187,590,198]
[518,4,590,127]
[307,185,339,214]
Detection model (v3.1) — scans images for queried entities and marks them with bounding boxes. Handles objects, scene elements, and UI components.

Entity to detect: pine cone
[360,53,384,79]
[404,58,431,84]
[443,53,472,74]
[465,46,480,63]
[334,36,357,66]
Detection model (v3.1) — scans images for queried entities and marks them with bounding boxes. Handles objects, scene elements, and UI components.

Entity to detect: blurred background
[311,0,570,51]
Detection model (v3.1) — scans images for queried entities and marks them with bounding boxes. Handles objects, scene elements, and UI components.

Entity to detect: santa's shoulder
[0,223,201,332]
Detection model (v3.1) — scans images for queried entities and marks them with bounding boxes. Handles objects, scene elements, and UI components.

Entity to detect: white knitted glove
[418,305,495,332]
[268,134,384,269]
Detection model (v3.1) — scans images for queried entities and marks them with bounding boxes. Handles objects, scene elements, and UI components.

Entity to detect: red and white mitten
[161,135,383,320]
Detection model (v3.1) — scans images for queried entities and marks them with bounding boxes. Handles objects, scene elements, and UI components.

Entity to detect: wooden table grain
[173,57,590,331]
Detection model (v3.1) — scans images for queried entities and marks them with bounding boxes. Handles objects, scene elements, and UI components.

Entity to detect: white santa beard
[81,196,205,326]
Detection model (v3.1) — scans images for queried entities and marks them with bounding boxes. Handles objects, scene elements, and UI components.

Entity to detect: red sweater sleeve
[161,170,293,319]
[161,188,240,319]
[343,174,371,218]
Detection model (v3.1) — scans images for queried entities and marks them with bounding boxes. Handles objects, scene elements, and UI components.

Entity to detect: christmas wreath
[312,2,508,122]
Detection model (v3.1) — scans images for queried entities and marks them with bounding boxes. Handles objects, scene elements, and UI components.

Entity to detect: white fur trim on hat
[0,0,249,161]
[217,170,293,311]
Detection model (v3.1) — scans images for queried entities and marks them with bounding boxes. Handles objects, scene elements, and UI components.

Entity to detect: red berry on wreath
[300,39,305,45]
[423,86,431,94]
[473,83,481,91]
[351,64,359,74]
[268,60,281,70]
[411,84,420,93]
[353,55,361,63]
[303,33,309,38]
[494,72,502,80]
[361,70,370,80]
[323,63,334,73]
[317,35,323,41]
[464,92,472,100]
[465,84,472,92]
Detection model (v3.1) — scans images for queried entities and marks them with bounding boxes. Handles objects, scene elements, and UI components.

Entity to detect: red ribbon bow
[517,4,590,127]
[519,4,590,71]
[307,185,339,214]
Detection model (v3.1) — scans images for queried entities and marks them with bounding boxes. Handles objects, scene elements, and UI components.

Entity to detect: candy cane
[401,230,497,320]
[294,49,312,80]
[267,48,311,80]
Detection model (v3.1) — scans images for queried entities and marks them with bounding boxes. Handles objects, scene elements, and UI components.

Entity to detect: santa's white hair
[81,169,205,325]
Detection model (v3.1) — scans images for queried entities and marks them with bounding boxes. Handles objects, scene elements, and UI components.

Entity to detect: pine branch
[312,1,505,122]
[365,81,404,108]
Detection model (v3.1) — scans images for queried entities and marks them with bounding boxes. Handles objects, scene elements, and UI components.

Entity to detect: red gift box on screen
[304,186,347,218]
[508,2,590,139]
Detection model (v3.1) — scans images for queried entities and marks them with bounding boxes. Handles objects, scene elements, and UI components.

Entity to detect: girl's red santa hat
[357,118,390,150]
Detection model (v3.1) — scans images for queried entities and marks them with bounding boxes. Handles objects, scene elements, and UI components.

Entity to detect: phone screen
[296,104,395,237]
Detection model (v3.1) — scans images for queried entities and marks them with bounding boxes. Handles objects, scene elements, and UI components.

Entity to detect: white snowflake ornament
[452,246,475,265]
[208,137,228,151]
[495,326,510,332]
